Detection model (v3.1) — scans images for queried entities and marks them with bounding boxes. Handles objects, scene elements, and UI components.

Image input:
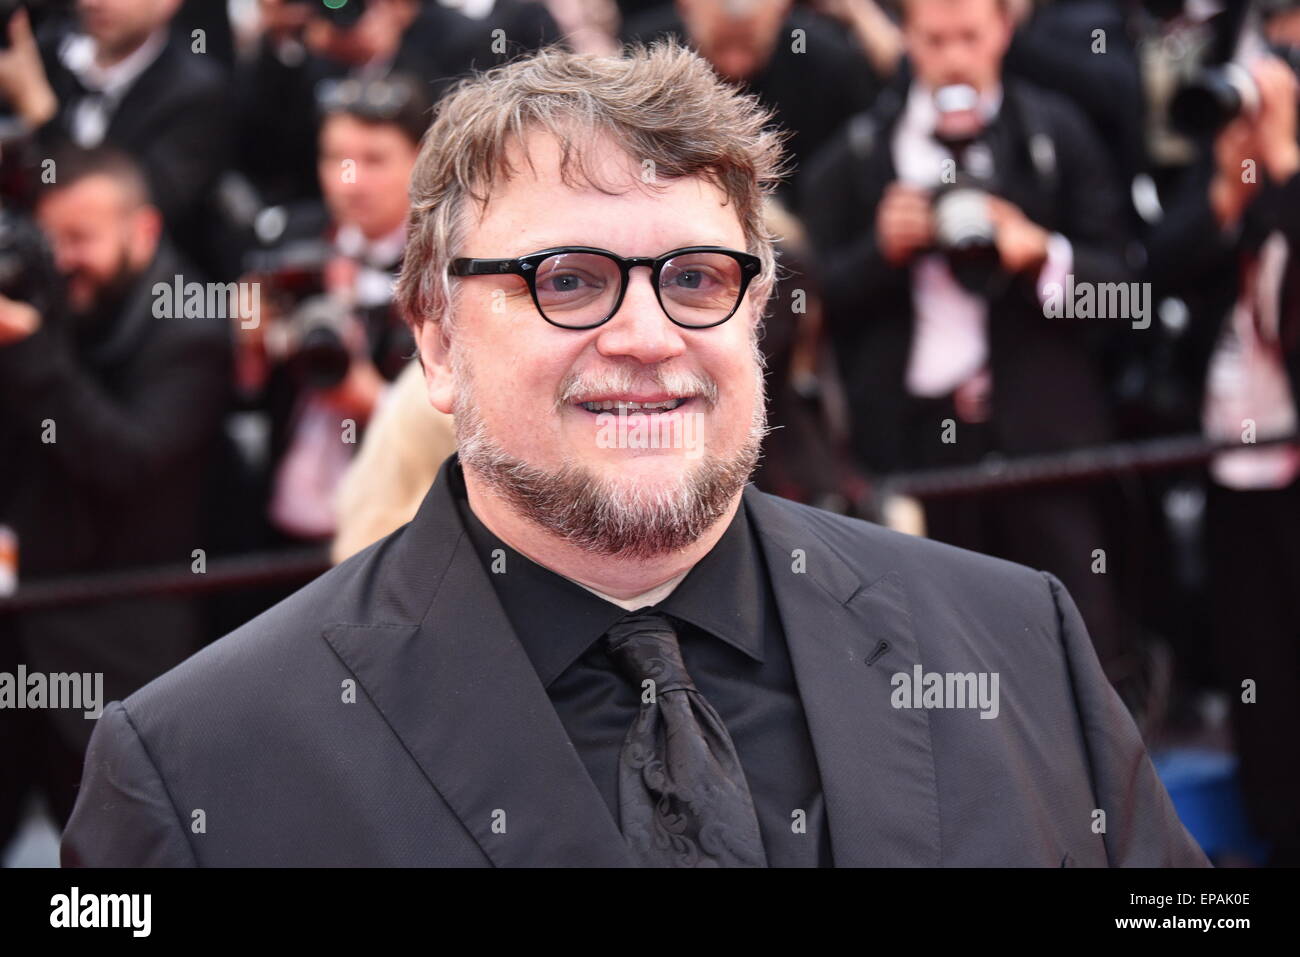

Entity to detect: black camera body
[0,208,60,321]
[1170,60,1261,136]
[278,295,413,391]
[245,235,412,391]
[929,85,1004,296]
[281,294,355,390]
[1166,0,1298,135]
[932,174,1003,296]
[245,239,352,389]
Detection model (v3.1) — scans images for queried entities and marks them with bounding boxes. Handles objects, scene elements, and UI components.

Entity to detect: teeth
[580,398,686,413]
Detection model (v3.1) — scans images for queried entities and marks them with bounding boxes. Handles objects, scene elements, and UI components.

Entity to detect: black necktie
[601,608,768,867]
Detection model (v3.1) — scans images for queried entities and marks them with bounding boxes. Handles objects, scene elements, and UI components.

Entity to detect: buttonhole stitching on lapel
[864,640,890,667]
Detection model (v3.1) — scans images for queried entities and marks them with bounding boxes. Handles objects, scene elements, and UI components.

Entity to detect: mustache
[553,365,720,411]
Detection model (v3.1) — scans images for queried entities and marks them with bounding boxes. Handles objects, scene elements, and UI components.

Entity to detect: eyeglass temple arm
[449,259,524,276]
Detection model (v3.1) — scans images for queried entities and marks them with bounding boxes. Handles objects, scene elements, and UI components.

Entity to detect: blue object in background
[1152,748,1270,865]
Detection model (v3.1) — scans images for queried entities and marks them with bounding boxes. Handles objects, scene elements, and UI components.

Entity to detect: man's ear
[417,318,457,415]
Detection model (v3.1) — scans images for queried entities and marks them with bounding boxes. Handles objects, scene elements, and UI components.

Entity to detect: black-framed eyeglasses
[448,246,762,330]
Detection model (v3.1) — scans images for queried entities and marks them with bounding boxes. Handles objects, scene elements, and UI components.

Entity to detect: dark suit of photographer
[232,78,423,546]
[621,0,883,208]
[801,0,1136,684]
[1143,47,1300,865]
[0,150,230,847]
[236,0,558,209]
[0,3,232,277]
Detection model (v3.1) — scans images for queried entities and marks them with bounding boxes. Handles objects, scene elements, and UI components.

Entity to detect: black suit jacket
[62,455,1208,866]
[36,26,232,267]
[234,20,450,209]
[801,76,1130,472]
[0,242,231,753]
[234,2,559,210]
[1142,157,1300,435]
[620,5,881,209]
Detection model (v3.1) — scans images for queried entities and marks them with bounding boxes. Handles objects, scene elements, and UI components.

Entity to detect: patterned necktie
[601,608,768,867]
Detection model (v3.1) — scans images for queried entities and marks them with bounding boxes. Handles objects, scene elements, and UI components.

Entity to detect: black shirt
[449,463,833,866]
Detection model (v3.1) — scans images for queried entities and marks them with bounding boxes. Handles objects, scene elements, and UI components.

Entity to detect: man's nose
[944,49,976,83]
[593,267,687,365]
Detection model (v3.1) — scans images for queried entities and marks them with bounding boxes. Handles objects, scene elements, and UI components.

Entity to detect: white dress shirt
[1203,230,1300,489]
[891,82,1072,398]
[268,223,406,539]
[334,221,407,308]
[58,28,168,147]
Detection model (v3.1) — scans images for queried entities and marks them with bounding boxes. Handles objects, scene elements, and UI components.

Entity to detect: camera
[1170,61,1261,135]
[277,294,413,391]
[932,181,1001,295]
[929,85,1003,295]
[1165,0,1292,135]
[0,208,60,320]
[245,238,352,389]
[279,293,354,390]
[245,233,413,391]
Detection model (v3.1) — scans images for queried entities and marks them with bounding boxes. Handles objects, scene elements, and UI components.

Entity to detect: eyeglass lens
[532,251,745,327]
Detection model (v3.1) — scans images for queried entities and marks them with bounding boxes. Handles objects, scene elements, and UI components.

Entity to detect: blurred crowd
[1,0,1298,865]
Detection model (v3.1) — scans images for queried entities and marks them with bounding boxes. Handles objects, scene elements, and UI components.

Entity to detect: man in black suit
[235,0,452,209]
[621,0,883,207]
[235,0,559,209]
[62,38,1206,867]
[1142,44,1300,866]
[0,0,231,274]
[0,147,230,851]
[800,0,1137,686]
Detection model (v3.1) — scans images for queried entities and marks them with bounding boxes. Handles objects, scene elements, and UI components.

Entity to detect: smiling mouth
[576,397,692,414]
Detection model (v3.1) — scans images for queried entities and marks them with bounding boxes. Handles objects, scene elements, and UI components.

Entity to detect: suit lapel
[323,458,633,867]
[104,43,171,146]
[745,487,942,866]
[322,458,940,867]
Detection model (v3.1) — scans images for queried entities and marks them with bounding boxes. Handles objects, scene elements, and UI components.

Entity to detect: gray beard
[451,351,769,560]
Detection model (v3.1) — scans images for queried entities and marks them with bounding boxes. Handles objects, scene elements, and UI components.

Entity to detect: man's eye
[665,268,720,290]
[539,271,601,294]
[543,274,581,292]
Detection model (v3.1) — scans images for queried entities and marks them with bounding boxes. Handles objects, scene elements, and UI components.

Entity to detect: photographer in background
[235,74,425,544]
[800,0,1139,690]
[0,0,231,275]
[0,146,230,850]
[1145,29,1300,863]
[620,0,884,206]
[1002,0,1146,204]
[236,0,557,210]
[236,0,444,208]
